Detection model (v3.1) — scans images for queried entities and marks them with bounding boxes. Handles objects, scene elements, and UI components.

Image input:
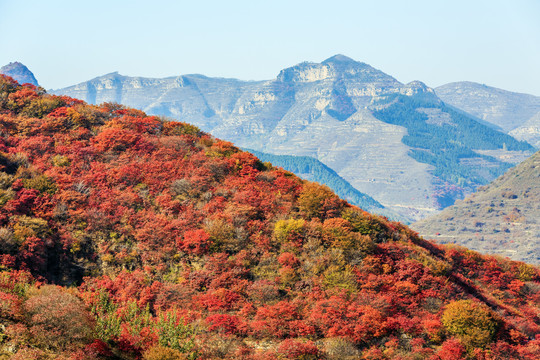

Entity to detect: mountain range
[51,55,534,221]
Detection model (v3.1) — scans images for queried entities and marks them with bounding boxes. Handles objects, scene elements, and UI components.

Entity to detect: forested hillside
[371,94,533,207]
[244,150,401,221]
[0,75,539,359]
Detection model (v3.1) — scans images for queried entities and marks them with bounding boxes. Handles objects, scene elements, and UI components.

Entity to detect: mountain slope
[510,111,540,148]
[245,149,404,221]
[0,61,39,86]
[51,57,534,221]
[1,75,540,359]
[412,150,540,264]
[435,81,540,135]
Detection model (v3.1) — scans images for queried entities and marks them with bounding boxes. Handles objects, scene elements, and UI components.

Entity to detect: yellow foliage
[323,264,357,291]
[441,300,501,350]
[143,345,188,360]
[341,208,383,235]
[517,263,538,282]
[51,155,70,167]
[13,216,50,241]
[22,174,57,194]
[321,218,375,255]
[0,188,15,206]
[273,218,306,245]
[0,172,14,189]
[297,182,336,219]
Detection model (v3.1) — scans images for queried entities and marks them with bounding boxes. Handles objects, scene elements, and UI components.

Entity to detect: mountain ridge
[435,81,540,142]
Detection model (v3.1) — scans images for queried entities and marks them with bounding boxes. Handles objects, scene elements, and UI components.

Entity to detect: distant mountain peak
[322,54,357,64]
[277,55,397,84]
[0,61,39,86]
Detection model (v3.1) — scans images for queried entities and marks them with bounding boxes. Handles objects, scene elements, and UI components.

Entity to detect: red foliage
[276,338,319,359]
[277,252,300,268]
[0,80,538,359]
[206,314,242,335]
[179,229,212,255]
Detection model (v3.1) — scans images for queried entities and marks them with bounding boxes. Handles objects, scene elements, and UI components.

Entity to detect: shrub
[143,345,188,360]
[298,182,339,219]
[179,229,212,255]
[441,300,501,350]
[277,338,320,360]
[434,338,466,360]
[323,337,360,360]
[23,285,94,350]
[22,174,57,194]
[273,219,305,244]
[156,311,197,356]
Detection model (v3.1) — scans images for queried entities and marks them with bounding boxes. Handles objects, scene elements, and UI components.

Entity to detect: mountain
[51,56,534,221]
[435,81,540,140]
[245,149,404,221]
[2,74,540,359]
[412,150,540,264]
[509,111,540,148]
[0,61,39,86]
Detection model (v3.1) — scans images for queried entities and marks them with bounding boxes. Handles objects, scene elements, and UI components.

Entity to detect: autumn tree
[441,300,501,350]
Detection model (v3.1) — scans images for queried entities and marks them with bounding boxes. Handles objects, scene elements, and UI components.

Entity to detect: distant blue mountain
[0,62,39,86]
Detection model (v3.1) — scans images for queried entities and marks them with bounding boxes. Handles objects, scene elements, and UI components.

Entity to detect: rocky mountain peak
[403,80,437,98]
[276,61,334,83]
[0,61,39,86]
[322,54,357,64]
[276,55,397,84]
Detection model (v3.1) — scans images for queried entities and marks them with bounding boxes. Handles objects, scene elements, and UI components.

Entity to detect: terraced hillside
[413,151,540,264]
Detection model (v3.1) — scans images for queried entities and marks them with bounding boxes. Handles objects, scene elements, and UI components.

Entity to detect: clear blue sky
[1,0,539,95]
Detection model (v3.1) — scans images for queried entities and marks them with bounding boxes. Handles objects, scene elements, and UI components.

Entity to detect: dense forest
[0,75,539,359]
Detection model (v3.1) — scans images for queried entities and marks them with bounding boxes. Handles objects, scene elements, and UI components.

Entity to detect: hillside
[50,56,534,221]
[510,112,540,148]
[435,81,540,143]
[1,75,540,359]
[244,149,403,221]
[413,150,540,265]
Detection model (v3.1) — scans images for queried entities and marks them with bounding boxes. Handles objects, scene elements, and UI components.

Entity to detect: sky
[0,0,539,95]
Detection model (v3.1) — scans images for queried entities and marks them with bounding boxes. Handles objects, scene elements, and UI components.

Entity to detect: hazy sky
[1,0,539,95]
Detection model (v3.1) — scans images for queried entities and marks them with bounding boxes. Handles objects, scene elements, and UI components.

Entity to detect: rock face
[0,62,39,86]
[52,55,532,221]
[435,81,540,135]
[412,150,540,264]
